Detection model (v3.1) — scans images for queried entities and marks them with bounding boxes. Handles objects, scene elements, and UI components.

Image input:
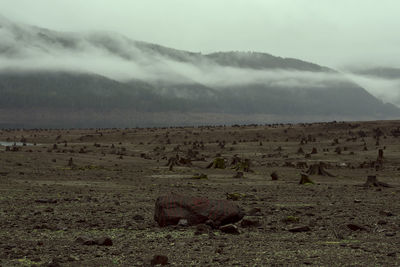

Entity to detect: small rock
[219,224,240,234]
[347,224,366,231]
[133,214,144,221]
[194,224,210,235]
[46,258,62,267]
[31,257,41,262]
[215,248,223,254]
[67,255,80,262]
[178,218,188,227]
[240,217,261,228]
[44,207,54,213]
[95,236,113,246]
[204,219,217,229]
[379,210,394,217]
[248,207,262,216]
[35,199,57,204]
[288,226,311,233]
[151,255,169,266]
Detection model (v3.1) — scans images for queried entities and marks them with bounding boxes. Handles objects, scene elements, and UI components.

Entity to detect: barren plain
[1,120,400,266]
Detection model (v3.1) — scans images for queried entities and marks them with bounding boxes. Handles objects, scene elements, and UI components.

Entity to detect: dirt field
[1,120,400,266]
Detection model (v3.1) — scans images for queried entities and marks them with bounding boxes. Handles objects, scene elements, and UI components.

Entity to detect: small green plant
[283,216,300,223]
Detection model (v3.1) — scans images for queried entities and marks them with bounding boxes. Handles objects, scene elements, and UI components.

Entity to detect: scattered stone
[192,173,208,179]
[219,224,240,234]
[385,232,396,237]
[151,255,169,266]
[347,224,366,231]
[75,236,113,246]
[178,218,188,227]
[377,220,387,225]
[379,210,394,216]
[46,258,62,267]
[194,224,210,235]
[248,207,262,216]
[288,226,311,232]
[67,255,80,262]
[94,236,113,246]
[35,199,57,204]
[133,214,145,221]
[44,207,54,213]
[240,217,261,228]
[75,236,96,245]
[154,194,244,227]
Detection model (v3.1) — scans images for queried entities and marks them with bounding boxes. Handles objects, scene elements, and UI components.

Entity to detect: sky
[1,0,400,69]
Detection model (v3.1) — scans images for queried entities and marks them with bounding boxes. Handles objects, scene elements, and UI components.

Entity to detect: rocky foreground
[0,120,400,266]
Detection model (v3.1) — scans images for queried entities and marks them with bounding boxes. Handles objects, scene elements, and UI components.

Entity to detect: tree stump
[377,149,384,162]
[234,172,244,178]
[363,176,391,188]
[206,158,226,169]
[271,172,279,181]
[299,173,314,185]
[68,157,75,167]
[306,162,335,177]
[297,147,305,154]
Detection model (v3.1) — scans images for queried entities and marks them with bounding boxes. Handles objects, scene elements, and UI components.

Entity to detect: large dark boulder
[154,194,244,227]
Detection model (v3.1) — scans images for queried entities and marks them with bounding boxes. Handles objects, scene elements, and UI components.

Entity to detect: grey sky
[1,0,399,68]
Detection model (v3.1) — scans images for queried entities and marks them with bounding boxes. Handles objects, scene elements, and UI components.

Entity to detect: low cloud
[0,17,398,108]
[344,73,400,107]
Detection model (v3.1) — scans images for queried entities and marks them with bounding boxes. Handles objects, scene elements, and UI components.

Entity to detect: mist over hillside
[0,16,399,128]
[345,67,400,109]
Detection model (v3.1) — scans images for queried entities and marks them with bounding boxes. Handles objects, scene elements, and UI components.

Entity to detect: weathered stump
[299,173,314,185]
[206,158,226,169]
[363,176,391,188]
[306,162,335,177]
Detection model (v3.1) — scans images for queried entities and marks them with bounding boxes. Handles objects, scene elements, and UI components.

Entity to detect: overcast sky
[1,0,399,68]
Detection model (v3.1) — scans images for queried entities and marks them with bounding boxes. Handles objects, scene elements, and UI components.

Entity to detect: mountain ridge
[0,16,398,128]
